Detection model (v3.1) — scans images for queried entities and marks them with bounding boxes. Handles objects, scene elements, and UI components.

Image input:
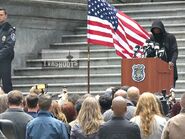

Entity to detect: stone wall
[1,0,87,69]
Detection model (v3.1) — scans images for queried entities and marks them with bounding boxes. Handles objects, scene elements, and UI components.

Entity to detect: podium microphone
[154,42,160,57]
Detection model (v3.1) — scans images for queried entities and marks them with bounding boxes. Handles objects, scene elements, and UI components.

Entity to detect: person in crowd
[99,96,141,139]
[130,92,167,139]
[161,93,185,139]
[98,93,112,114]
[26,94,68,139]
[170,101,181,117]
[0,94,8,113]
[51,100,67,123]
[120,85,130,92]
[25,93,39,118]
[0,7,16,93]
[69,94,91,128]
[70,96,104,139]
[103,89,136,121]
[127,86,140,106]
[0,90,33,139]
[61,101,77,123]
[51,100,70,137]
[68,94,81,105]
[149,19,178,86]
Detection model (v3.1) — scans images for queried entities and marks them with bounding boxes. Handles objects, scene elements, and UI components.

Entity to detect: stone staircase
[12,1,185,97]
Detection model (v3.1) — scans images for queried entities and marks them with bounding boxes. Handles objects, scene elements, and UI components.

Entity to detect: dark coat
[0,22,15,61]
[70,124,99,139]
[98,117,141,139]
[150,20,178,82]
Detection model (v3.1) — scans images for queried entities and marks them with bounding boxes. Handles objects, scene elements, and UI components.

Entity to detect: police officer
[0,8,15,93]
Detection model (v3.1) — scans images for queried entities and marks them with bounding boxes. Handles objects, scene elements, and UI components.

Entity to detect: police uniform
[0,22,15,93]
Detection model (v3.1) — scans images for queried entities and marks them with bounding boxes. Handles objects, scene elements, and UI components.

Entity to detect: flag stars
[88,0,118,30]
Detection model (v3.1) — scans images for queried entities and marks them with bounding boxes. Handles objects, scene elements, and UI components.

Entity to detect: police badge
[132,64,145,82]
[2,36,6,42]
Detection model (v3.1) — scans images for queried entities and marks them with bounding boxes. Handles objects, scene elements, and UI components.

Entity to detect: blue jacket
[26,110,69,139]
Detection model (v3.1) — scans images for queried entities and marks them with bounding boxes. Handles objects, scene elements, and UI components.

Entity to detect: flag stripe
[87,0,150,58]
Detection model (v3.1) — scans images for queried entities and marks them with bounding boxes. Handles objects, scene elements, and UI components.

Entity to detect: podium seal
[132,64,145,82]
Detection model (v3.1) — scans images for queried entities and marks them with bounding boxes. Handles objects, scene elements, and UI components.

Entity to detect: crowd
[0,84,184,139]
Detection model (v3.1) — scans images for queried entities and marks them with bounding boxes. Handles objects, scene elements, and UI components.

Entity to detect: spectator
[0,90,33,139]
[61,101,77,123]
[127,86,140,106]
[51,100,67,123]
[26,94,68,139]
[51,100,70,137]
[103,89,136,121]
[161,93,185,139]
[70,96,104,139]
[69,94,91,128]
[130,92,167,139]
[99,96,141,139]
[25,93,39,118]
[98,93,112,114]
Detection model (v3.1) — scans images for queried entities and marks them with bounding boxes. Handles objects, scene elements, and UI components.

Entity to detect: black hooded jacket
[150,19,178,81]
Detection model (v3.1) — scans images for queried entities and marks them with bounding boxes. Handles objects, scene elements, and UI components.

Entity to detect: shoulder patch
[10,32,16,41]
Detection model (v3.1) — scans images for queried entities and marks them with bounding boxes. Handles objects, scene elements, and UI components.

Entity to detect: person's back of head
[38,94,52,111]
[112,96,127,117]
[61,101,76,123]
[26,93,39,109]
[114,89,127,99]
[127,86,140,106]
[77,96,103,135]
[99,94,112,113]
[7,90,23,106]
[51,100,67,123]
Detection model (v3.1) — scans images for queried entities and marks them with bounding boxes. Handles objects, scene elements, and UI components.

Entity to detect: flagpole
[87,44,90,94]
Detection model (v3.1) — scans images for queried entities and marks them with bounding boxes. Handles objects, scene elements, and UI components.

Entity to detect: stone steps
[49,39,185,50]
[61,31,185,43]
[115,1,185,11]
[13,82,121,93]
[124,8,185,18]
[40,49,117,59]
[14,65,121,76]
[12,73,121,85]
[75,24,185,34]
[26,57,121,67]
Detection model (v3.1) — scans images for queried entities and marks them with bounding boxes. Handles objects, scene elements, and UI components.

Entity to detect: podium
[121,58,174,94]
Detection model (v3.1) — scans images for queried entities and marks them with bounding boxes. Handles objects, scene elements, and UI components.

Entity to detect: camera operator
[149,19,178,87]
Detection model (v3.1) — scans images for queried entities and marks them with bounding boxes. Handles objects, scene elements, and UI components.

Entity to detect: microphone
[158,48,165,58]
[133,45,140,58]
[154,42,160,57]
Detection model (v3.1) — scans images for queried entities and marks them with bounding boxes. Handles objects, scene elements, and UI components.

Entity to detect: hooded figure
[150,19,178,87]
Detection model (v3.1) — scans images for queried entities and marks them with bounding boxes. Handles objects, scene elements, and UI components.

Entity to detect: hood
[151,19,166,34]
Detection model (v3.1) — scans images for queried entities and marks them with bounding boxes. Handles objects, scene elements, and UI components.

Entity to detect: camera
[36,84,47,90]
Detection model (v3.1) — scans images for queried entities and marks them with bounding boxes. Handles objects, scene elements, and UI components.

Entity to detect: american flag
[87,0,150,58]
